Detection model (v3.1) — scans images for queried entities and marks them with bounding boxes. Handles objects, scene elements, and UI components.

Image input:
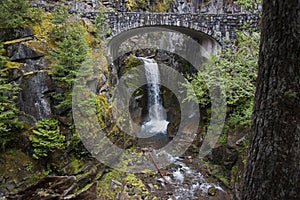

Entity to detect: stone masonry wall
[31,1,259,45]
[87,12,259,44]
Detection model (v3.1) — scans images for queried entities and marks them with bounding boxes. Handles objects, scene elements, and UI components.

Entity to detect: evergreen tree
[0,44,22,151]
[0,0,41,28]
[242,0,300,199]
[29,119,65,159]
[50,9,88,115]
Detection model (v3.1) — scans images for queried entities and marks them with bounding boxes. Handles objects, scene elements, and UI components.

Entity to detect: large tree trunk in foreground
[242,0,300,199]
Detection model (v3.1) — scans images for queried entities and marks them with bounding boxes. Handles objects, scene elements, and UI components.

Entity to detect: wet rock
[7,41,47,61]
[0,27,33,42]
[130,95,143,125]
[116,192,130,200]
[235,136,247,146]
[206,145,238,169]
[8,176,98,200]
[148,183,154,190]
[9,57,54,125]
[208,186,217,196]
[167,123,178,138]
[7,176,76,200]
[17,71,54,125]
[76,167,97,189]
[65,182,98,200]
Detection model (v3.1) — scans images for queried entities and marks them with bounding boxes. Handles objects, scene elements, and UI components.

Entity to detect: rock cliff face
[32,0,102,12]
[30,0,252,14]
[16,60,53,124]
[2,27,55,125]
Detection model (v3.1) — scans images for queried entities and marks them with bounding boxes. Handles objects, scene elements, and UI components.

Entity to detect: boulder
[0,27,33,42]
[7,41,47,61]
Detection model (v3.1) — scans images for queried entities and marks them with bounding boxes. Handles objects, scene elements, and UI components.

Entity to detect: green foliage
[29,119,65,159]
[151,0,173,12]
[218,133,227,145]
[125,55,143,70]
[95,9,111,38]
[237,0,262,11]
[185,31,259,128]
[0,44,22,151]
[98,169,123,198]
[126,0,147,11]
[228,98,253,128]
[50,8,88,114]
[0,0,42,28]
[96,94,112,129]
[126,0,173,12]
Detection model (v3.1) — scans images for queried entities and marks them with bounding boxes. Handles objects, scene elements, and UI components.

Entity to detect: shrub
[30,119,65,159]
[0,44,22,151]
[185,31,260,128]
[0,0,42,28]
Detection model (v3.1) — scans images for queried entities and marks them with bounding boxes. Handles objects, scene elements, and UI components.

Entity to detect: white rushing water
[139,58,169,137]
[153,151,226,199]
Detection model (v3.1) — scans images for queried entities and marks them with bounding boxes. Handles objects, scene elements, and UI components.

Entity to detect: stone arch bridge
[82,11,259,64]
[84,11,259,46]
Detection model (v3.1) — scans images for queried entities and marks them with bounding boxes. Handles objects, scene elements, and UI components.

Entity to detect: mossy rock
[98,169,123,199]
[3,37,32,45]
[208,186,217,196]
[31,12,55,48]
[125,55,144,71]
[0,149,42,193]
[98,169,154,199]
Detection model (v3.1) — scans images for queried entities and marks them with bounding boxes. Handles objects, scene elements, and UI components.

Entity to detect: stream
[136,57,227,199]
[152,151,226,199]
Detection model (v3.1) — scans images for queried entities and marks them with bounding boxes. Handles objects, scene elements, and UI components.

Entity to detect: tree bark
[242,1,300,200]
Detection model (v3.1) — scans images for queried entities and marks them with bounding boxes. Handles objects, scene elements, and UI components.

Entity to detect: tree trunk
[242,1,300,200]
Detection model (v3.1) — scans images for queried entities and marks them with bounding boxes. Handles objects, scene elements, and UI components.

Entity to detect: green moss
[98,169,151,199]
[125,55,143,71]
[31,12,55,49]
[3,37,32,45]
[0,149,32,179]
[6,61,22,69]
[124,173,149,195]
[69,157,85,175]
[24,40,48,55]
[217,133,227,146]
[98,169,123,199]
[23,70,48,76]
[0,149,43,188]
[141,169,156,176]
[215,174,229,185]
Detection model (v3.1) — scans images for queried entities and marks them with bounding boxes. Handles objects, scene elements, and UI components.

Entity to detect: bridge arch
[104,12,259,60]
[107,25,221,64]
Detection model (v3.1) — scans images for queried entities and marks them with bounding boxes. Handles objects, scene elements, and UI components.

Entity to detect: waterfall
[139,58,169,137]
